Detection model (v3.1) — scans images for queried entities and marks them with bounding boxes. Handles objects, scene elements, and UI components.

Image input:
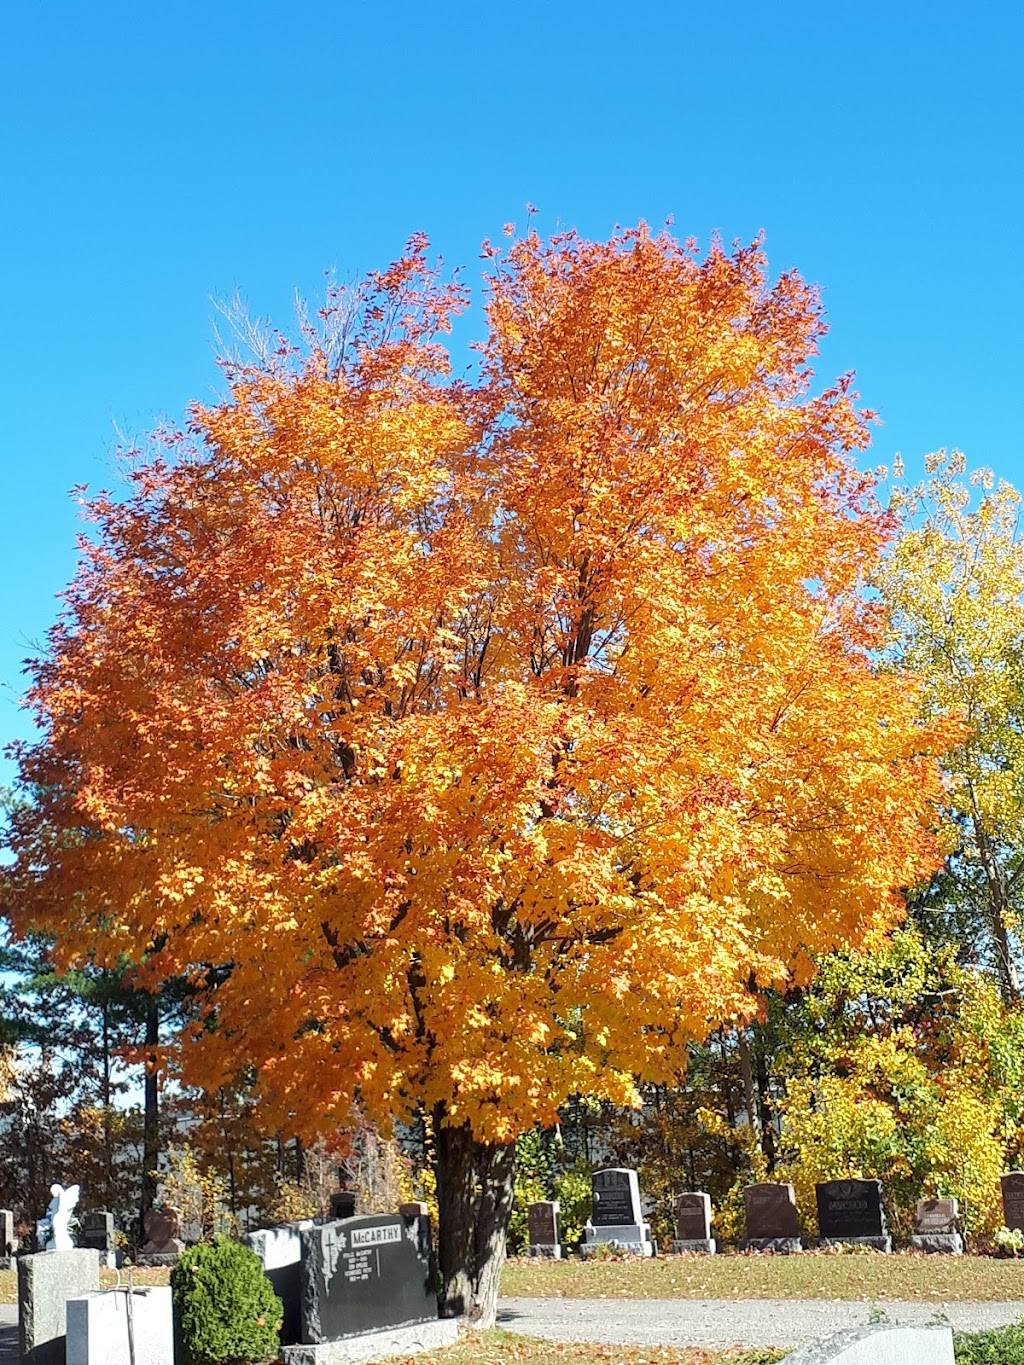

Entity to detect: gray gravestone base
[819,1236,892,1253]
[740,1237,802,1253]
[781,1324,953,1365]
[910,1232,964,1254]
[18,1249,101,1365]
[581,1224,654,1257]
[525,1244,562,1259]
[670,1238,716,1254]
[281,1317,458,1365]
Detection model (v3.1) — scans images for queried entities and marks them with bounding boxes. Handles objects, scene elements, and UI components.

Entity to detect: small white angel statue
[36,1183,79,1251]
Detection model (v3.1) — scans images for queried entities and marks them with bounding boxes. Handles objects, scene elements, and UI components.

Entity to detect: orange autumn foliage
[5,226,948,1145]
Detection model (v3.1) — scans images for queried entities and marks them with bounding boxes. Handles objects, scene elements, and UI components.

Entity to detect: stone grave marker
[245,1220,314,1346]
[816,1179,891,1252]
[79,1211,116,1269]
[583,1168,653,1256]
[526,1200,561,1258]
[285,1213,457,1362]
[1001,1172,1024,1232]
[671,1192,716,1255]
[330,1190,357,1220]
[19,1247,101,1365]
[66,1285,173,1365]
[0,1208,15,1270]
[741,1182,802,1252]
[910,1197,963,1254]
[136,1207,184,1267]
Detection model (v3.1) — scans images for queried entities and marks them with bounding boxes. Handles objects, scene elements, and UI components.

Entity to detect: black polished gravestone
[329,1191,357,1220]
[741,1182,802,1252]
[816,1179,891,1252]
[1002,1173,1024,1233]
[80,1210,116,1267]
[300,1214,438,1345]
[591,1169,642,1226]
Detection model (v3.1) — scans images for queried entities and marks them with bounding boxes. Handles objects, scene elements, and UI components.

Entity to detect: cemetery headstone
[910,1198,963,1254]
[18,1247,100,1365]
[79,1212,116,1269]
[283,1213,457,1363]
[741,1182,802,1252]
[583,1168,653,1256]
[136,1207,184,1267]
[66,1285,173,1365]
[815,1178,891,1252]
[0,1208,15,1270]
[398,1202,429,1218]
[330,1190,357,1220]
[671,1192,716,1255]
[526,1200,561,1259]
[245,1220,314,1346]
[1001,1172,1024,1232]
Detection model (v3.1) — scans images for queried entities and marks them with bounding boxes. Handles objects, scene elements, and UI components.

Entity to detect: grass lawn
[500,1252,1024,1302]
[391,1331,784,1365]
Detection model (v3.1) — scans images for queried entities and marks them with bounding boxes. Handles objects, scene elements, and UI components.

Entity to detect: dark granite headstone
[300,1214,437,1344]
[743,1183,801,1242]
[80,1211,114,1250]
[675,1193,711,1241]
[330,1190,357,1220]
[80,1210,116,1268]
[1002,1173,1024,1232]
[816,1179,887,1243]
[672,1191,716,1254]
[526,1200,561,1257]
[591,1169,642,1227]
[815,1178,890,1252]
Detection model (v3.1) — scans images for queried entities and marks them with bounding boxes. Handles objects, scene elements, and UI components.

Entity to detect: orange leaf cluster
[4,227,949,1142]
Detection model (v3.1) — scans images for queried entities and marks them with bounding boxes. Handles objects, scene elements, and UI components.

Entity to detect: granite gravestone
[299,1214,441,1345]
[66,1285,173,1365]
[816,1179,891,1252]
[671,1192,716,1255]
[245,1221,315,1346]
[19,1248,101,1365]
[1001,1173,1024,1233]
[741,1182,802,1252]
[137,1208,184,1266]
[79,1212,116,1269]
[910,1198,963,1254]
[526,1201,561,1259]
[330,1191,357,1220]
[0,1208,15,1270]
[583,1168,653,1257]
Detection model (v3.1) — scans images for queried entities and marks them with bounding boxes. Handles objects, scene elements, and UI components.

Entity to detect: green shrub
[171,1235,283,1365]
[955,1321,1024,1364]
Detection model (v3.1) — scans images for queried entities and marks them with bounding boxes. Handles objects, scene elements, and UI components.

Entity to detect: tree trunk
[140,992,160,1237]
[737,1030,763,1156]
[433,1105,516,1328]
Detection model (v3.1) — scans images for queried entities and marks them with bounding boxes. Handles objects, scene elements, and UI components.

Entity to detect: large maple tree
[4,226,947,1321]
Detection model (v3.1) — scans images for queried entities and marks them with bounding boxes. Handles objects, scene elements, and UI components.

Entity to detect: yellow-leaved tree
[3,226,948,1322]
[877,451,1024,1000]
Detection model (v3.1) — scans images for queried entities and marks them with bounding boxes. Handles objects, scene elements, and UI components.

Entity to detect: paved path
[0,1305,15,1365]
[497,1297,1024,1350]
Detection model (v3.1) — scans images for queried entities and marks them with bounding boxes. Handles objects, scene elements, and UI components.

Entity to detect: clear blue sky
[1,0,1022,785]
